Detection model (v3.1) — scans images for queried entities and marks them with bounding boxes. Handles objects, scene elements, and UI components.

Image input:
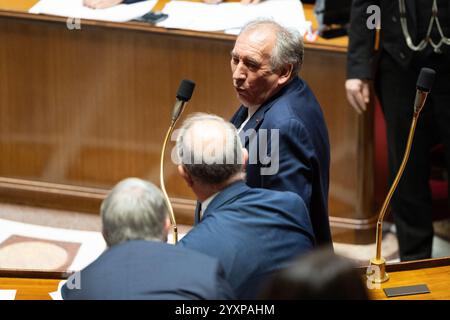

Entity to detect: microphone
[172,80,196,123]
[413,68,435,115]
[367,68,435,284]
[160,79,196,244]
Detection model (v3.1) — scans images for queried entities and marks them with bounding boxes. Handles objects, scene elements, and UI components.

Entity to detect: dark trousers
[375,51,450,261]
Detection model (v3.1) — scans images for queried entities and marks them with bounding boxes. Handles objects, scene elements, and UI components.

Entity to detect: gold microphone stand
[160,119,179,244]
[368,98,427,283]
[160,80,195,244]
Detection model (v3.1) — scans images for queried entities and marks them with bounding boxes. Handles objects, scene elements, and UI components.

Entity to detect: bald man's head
[176,113,244,186]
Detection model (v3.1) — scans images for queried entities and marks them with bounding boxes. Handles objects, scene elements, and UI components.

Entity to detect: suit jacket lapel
[230,107,248,129]
[231,77,301,148]
[238,103,270,148]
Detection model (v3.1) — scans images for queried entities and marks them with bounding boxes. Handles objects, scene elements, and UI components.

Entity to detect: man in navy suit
[176,113,315,299]
[229,19,332,246]
[61,178,233,300]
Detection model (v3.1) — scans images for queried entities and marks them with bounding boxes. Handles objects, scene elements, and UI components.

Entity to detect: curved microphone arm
[375,114,418,260]
[159,80,195,245]
[160,120,179,244]
[370,107,428,283]
[368,68,434,284]
[370,115,419,283]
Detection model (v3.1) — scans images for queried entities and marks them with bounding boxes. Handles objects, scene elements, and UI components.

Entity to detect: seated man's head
[231,19,304,109]
[176,113,247,200]
[101,178,170,247]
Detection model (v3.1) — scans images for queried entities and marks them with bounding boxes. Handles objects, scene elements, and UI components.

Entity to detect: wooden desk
[366,257,450,300]
[1,258,449,300]
[0,269,67,300]
[0,277,60,300]
[0,1,375,244]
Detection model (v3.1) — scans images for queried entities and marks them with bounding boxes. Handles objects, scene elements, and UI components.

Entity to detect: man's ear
[178,165,194,187]
[241,148,249,172]
[164,217,171,232]
[162,217,171,243]
[277,64,294,86]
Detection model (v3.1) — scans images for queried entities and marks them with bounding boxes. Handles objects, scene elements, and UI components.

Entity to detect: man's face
[231,28,282,108]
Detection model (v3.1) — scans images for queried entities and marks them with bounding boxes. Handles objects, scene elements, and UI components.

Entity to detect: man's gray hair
[176,113,243,185]
[240,19,304,77]
[101,178,168,247]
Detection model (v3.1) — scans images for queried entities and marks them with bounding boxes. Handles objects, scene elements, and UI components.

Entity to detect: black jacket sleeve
[346,0,379,80]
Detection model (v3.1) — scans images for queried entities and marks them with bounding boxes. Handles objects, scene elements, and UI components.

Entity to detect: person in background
[176,113,315,299]
[346,0,450,261]
[62,177,233,300]
[259,248,369,300]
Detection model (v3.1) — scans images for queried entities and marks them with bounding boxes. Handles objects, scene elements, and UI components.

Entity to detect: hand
[345,79,371,114]
[83,0,123,9]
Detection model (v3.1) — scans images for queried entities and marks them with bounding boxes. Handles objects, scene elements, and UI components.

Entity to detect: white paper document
[29,0,157,22]
[0,290,17,300]
[0,218,106,272]
[157,0,311,35]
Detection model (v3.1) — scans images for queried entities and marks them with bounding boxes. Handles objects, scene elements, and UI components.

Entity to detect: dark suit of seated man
[175,113,315,299]
[61,178,234,300]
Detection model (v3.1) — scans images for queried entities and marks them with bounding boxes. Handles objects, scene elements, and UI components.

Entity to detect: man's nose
[232,62,246,81]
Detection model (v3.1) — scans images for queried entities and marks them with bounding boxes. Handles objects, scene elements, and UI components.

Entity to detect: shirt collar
[201,192,219,216]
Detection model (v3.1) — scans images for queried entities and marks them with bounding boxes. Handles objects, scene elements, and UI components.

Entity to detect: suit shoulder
[265,85,322,128]
[248,187,307,209]
[170,241,222,265]
[262,110,308,136]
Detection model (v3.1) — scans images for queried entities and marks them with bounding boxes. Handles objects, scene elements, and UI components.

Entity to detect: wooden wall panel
[0,10,376,244]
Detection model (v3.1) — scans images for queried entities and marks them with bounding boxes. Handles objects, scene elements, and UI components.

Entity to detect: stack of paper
[157,0,311,35]
[0,218,106,272]
[28,0,311,35]
[29,0,157,23]
[0,290,16,300]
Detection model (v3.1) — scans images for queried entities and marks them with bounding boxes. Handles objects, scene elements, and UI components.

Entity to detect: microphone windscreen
[416,68,436,92]
[176,79,196,102]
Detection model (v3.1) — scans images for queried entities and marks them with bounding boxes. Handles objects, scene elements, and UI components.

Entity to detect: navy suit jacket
[61,240,234,300]
[179,181,315,299]
[230,76,332,246]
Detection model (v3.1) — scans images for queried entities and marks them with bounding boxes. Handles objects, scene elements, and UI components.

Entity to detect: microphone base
[367,257,390,283]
